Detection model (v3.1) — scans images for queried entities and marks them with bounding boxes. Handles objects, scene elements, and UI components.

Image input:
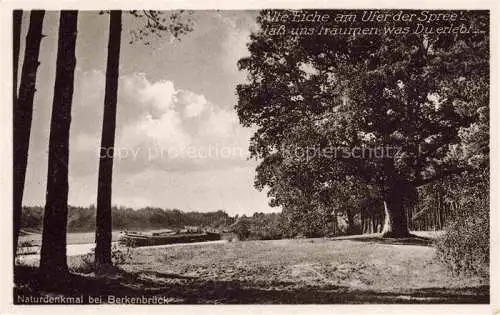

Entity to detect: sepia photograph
[3,5,493,309]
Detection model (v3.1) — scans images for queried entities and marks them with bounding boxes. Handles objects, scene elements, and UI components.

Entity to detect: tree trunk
[381,162,411,238]
[13,10,44,258]
[439,194,445,230]
[333,210,338,235]
[345,209,355,235]
[12,9,23,259]
[381,191,410,237]
[13,10,22,102]
[40,11,78,276]
[360,211,365,234]
[95,10,122,268]
[437,190,443,230]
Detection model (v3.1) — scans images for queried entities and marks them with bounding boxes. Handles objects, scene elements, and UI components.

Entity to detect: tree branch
[412,167,466,187]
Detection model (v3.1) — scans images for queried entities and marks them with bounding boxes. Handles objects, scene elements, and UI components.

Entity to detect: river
[17,231,229,265]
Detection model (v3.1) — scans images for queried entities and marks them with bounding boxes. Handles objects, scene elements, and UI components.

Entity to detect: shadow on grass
[14,265,488,304]
[330,234,435,246]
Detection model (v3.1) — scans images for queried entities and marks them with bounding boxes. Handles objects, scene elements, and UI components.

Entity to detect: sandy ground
[14,233,489,304]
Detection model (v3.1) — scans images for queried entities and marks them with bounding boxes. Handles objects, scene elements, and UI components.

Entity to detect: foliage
[73,252,95,274]
[111,243,133,265]
[232,216,251,240]
[232,213,284,240]
[128,10,194,45]
[435,112,489,276]
[98,10,194,45]
[435,181,489,276]
[70,244,133,273]
[21,206,236,233]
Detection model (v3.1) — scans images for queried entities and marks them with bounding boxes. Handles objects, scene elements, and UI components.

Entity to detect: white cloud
[129,110,190,151]
[139,79,177,113]
[71,71,251,175]
[198,109,238,138]
[177,90,209,118]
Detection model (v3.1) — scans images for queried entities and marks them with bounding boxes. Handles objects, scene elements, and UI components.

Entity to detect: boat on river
[119,228,221,247]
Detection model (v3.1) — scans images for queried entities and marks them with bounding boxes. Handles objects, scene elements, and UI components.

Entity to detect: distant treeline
[21,195,453,237]
[21,205,237,233]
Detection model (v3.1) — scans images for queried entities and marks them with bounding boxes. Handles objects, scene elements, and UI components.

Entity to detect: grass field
[15,233,488,304]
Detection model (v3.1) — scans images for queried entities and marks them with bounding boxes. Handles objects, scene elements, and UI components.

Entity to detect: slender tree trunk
[95,10,122,268]
[13,10,22,102]
[408,205,413,231]
[437,190,443,229]
[433,201,436,229]
[346,209,355,235]
[13,10,44,258]
[40,11,78,276]
[360,211,365,234]
[333,210,338,235]
[12,9,23,258]
[438,191,444,229]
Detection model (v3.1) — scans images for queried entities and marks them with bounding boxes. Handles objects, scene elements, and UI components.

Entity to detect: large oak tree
[236,10,489,237]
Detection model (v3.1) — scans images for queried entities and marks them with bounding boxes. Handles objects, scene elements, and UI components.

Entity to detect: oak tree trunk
[13,10,44,258]
[381,161,411,238]
[40,11,78,276]
[95,10,122,268]
[381,187,410,237]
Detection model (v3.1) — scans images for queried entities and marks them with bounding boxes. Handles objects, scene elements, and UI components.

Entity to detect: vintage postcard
[0,1,498,314]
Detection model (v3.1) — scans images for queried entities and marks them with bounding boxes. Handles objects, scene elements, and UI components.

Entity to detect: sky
[19,10,276,215]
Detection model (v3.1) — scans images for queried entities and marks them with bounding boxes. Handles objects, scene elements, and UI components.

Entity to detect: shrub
[435,197,489,277]
[111,243,133,265]
[232,216,251,240]
[231,213,285,241]
[69,244,133,274]
[70,252,95,274]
